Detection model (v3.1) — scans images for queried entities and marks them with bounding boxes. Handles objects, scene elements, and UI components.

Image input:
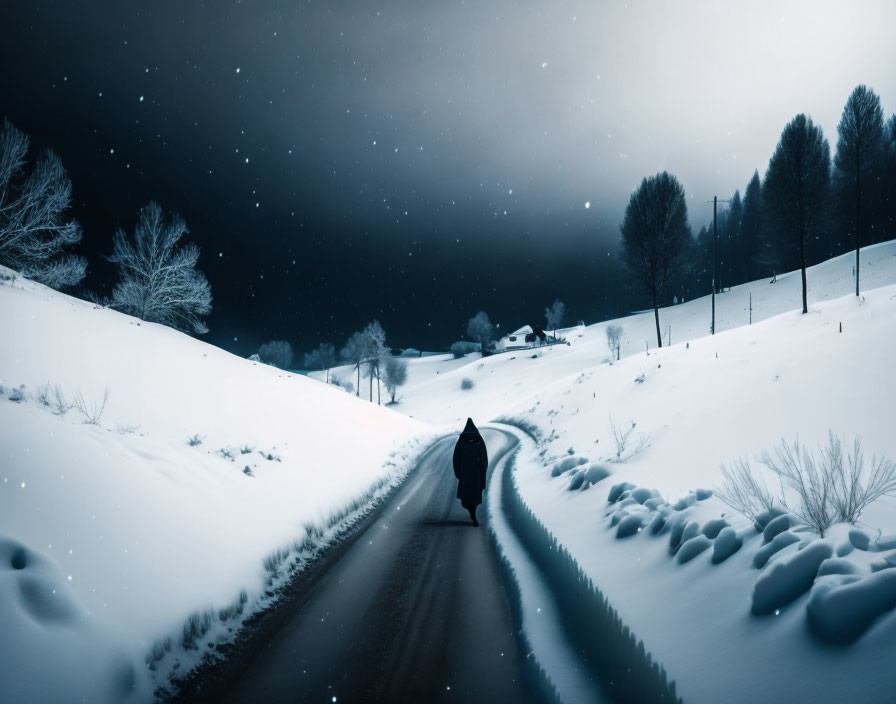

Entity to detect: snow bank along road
[206,431,547,703]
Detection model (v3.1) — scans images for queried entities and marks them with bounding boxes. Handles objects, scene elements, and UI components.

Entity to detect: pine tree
[741,171,769,281]
[833,85,885,295]
[764,114,831,314]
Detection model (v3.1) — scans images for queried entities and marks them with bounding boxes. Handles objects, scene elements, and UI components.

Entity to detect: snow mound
[848,528,873,551]
[753,531,800,569]
[701,518,730,539]
[751,541,833,615]
[0,537,149,703]
[763,513,799,542]
[607,481,636,503]
[550,455,589,477]
[817,557,861,577]
[616,514,645,539]
[677,535,712,564]
[711,527,743,564]
[807,570,896,643]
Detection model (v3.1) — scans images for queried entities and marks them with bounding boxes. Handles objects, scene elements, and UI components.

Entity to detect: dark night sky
[2,1,894,356]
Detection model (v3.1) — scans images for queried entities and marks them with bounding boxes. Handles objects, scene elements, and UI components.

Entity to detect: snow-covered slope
[501,282,896,702]
[381,241,896,428]
[0,269,427,703]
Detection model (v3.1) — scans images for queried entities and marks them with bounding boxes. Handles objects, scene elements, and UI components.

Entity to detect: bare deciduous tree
[109,202,212,333]
[0,118,85,289]
[764,114,831,314]
[383,356,408,404]
[340,331,367,396]
[258,340,294,369]
[606,324,623,361]
[363,319,387,404]
[620,172,690,347]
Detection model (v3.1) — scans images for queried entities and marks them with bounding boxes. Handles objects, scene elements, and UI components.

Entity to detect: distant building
[498,325,546,351]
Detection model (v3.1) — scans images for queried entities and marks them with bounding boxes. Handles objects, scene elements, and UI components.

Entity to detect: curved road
[218,429,540,704]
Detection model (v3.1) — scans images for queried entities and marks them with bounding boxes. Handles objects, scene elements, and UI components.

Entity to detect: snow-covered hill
[341,241,896,428]
[0,268,427,703]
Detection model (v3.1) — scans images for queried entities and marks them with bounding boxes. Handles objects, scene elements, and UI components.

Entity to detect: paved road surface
[219,429,538,704]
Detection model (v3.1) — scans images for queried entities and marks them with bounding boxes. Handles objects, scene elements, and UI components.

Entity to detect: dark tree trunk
[653,294,662,348]
[855,162,862,296]
[799,223,808,314]
[356,364,360,396]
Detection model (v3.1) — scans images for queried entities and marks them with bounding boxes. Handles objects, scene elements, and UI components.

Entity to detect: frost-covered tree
[258,340,294,369]
[109,201,212,333]
[383,356,408,404]
[620,171,690,347]
[764,114,830,314]
[545,299,565,341]
[0,118,85,289]
[606,323,623,361]
[304,342,337,382]
[466,311,494,354]
[833,86,886,296]
[340,331,367,396]
[363,319,387,403]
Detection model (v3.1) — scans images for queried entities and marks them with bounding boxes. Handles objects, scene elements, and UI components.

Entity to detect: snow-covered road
[196,432,545,703]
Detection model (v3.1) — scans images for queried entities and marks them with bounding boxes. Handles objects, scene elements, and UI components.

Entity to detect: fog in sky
[1,1,894,353]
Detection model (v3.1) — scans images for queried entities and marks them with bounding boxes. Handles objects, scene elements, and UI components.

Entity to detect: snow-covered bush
[608,417,650,462]
[606,324,623,361]
[257,339,294,369]
[72,388,109,425]
[828,434,896,524]
[460,377,474,390]
[450,340,478,358]
[716,457,778,523]
[187,434,204,447]
[8,384,25,403]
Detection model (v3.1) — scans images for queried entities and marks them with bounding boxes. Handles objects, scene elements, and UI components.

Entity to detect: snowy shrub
[146,636,172,671]
[828,434,896,524]
[608,417,650,462]
[72,387,110,425]
[715,457,778,524]
[217,447,235,461]
[460,377,474,390]
[243,465,254,476]
[8,385,25,403]
[34,382,52,408]
[239,444,256,455]
[49,384,70,415]
[180,610,213,650]
[217,590,248,623]
[116,423,140,435]
[187,434,204,447]
[257,339,294,369]
[760,436,838,537]
[751,541,832,615]
[450,341,477,358]
[807,569,896,643]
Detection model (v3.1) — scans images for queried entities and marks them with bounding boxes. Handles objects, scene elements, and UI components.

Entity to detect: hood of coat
[461,417,482,443]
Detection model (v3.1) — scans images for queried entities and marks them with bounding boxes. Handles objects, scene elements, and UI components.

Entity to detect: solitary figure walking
[453,418,488,526]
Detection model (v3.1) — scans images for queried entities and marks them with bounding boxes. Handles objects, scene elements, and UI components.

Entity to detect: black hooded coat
[453,418,488,508]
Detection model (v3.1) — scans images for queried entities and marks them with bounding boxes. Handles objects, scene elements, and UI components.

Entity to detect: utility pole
[707,196,730,335]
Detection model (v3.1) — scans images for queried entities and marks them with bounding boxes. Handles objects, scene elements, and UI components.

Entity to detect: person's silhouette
[453,418,488,526]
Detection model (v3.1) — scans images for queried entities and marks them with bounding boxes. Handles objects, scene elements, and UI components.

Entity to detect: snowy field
[337,241,896,429]
[0,268,427,703]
